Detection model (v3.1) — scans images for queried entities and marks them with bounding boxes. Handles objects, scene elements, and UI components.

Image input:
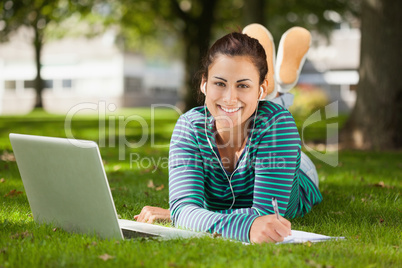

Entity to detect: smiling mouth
[218,105,241,113]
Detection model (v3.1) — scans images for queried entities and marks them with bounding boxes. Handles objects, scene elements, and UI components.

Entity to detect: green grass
[0,108,401,267]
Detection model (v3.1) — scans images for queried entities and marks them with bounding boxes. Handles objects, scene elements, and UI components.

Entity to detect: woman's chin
[215,119,241,129]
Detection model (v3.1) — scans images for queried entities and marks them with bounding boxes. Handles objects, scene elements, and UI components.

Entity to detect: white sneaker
[242,23,277,99]
[275,27,311,92]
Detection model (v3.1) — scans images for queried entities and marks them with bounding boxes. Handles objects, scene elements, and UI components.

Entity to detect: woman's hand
[249,214,292,243]
[134,206,171,224]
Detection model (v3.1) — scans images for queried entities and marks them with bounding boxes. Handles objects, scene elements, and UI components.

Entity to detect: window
[152,86,177,97]
[62,79,72,89]
[44,80,53,89]
[23,79,54,89]
[4,80,16,90]
[124,77,142,93]
[24,80,35,89]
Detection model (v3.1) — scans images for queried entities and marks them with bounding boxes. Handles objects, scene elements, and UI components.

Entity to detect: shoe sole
[276,27,311,92]
[242,23,277,99]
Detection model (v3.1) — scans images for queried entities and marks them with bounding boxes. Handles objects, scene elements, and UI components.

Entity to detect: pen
[271,197,280,220]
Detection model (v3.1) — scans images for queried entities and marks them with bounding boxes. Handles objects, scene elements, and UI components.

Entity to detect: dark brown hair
[196,32,268,104]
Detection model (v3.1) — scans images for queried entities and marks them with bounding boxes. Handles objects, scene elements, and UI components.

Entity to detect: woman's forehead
[208,55,259,80]
[211,54,254,65]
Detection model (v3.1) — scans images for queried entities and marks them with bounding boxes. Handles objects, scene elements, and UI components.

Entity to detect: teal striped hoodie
[169,101,322,242]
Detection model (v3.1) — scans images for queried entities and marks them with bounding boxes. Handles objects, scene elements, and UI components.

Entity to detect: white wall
[0,59,3,114]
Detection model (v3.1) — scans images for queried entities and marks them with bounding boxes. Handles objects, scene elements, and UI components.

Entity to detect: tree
[117,0,226,110]
[169,0,219,110]
[341,0,402,149]
[0,0,93,108]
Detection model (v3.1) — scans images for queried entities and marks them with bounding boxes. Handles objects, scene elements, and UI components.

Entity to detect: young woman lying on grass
[135,24,322,244]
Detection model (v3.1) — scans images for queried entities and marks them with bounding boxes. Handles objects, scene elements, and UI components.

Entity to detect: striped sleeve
[252,111,301,216]
[169,115,259,243]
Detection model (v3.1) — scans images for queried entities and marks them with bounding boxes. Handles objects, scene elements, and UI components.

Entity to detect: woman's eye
[215,82,225,87]
[238,84,249,88]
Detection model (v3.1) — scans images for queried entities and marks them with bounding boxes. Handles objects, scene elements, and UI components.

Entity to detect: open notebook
[278,230,345,244]
[240,230,344,245]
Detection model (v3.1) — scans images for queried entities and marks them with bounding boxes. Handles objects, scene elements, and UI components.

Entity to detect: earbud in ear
[259,86,264,100]
[202,82,207,94]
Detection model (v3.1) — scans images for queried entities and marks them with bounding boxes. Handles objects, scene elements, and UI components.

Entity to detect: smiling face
[202,54,268,131]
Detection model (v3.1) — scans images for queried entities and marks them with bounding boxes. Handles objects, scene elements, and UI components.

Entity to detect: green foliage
[114,0,182,58]
[0,0,93,41]
[0,109,401,267]
[112,0,360,52]
[262,0,360,42]
[288,86,329,118]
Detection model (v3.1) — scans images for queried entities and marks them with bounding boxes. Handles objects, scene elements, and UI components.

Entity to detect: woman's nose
[223,87,237,104]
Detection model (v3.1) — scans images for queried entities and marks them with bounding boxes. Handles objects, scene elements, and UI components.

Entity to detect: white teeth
[221,106,240,113]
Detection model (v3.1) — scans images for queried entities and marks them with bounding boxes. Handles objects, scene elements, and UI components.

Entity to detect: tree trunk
[242,0,266,26]
[33,26,44,108]
[341,0,402,149]
[178,0,217,111]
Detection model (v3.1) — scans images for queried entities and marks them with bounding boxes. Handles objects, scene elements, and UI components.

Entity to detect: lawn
[0,108,401,267]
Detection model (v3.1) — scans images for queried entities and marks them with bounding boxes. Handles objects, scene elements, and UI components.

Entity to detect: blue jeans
[271,94,319,188]
[300,152,319,188]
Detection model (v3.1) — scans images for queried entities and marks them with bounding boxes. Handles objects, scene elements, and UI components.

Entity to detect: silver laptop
[9,133,203,240]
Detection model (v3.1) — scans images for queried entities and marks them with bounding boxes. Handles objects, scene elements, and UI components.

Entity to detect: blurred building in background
[0,27,183,114]
[301,23,359,112]
[0,25,359,114]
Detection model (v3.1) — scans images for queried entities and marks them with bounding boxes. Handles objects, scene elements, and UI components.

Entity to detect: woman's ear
[200,77,207,95]
[259,79,269,99]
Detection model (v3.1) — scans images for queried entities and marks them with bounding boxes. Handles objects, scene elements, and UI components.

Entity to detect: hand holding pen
[249,197,292,244]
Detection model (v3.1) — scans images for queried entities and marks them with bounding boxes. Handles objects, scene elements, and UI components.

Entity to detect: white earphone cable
[203,90,260,210]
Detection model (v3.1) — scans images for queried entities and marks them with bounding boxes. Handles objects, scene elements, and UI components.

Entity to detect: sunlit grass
[0,108,401,267]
